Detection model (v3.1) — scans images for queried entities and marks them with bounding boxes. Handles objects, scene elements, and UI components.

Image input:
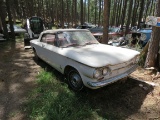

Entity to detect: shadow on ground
[0,41,40,120]
[35,58,154,120]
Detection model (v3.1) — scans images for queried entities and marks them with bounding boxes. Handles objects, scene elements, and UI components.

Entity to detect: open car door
[24,16,45,48]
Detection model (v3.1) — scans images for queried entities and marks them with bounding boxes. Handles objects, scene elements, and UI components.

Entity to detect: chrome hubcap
[70,72,82,88]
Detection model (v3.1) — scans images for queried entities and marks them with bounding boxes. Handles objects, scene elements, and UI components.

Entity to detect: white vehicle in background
[30,29,140,91]
[7,24,26,35]
[24,16,45,48]
[0,33,6,41]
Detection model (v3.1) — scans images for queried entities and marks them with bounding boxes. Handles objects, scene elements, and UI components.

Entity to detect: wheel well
[64,66,77,76]
[32,47,36,51]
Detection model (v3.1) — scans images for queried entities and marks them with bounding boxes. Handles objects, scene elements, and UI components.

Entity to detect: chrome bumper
[87,65,138,88]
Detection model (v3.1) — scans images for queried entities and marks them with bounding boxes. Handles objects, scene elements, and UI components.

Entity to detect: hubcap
[70,72,82,88]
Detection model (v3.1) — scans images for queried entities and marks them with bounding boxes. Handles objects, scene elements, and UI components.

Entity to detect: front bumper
[87,65,138,88]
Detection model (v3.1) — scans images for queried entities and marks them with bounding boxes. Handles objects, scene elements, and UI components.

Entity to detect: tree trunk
[74,0,77,25]
[111,0,117,26]
[116,0,122,26]
[102,0,110,44]
[94,0,97,25]
[137,0,145,29]
[121,0,128,29]
[61,0,64,28]
[0,1,9,40]
[144,0,151,20]
[145,0,160,68]
[125,0,133,35]
[66,0,69,27]
[84,0,86,23]
[149,0,154,16]
[98,0,102,27]
[80,0,84,25]
[131,0,139,27]
[115,0,120,26]
[88,0,90,23]
[72,0,74,27]
[6,0,15,40]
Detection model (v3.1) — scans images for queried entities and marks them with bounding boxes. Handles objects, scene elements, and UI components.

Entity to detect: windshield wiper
[61,43,79,48]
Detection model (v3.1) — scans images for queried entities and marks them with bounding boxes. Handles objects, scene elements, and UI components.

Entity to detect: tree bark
[80,0,84,25]
[88,0,90,23]
[120,0,128,29]
[145,0,160,68]
[137,0,145,29]
[94,0,97,25]
[125,0,133,35]
[111,0,117,26]
[0,0,9,40]
[74,0,77,25]
[61,0,64,28]
[131,0,139,27]
[116,0,122,26]
[102,0,110,44]
[6,0,15,40]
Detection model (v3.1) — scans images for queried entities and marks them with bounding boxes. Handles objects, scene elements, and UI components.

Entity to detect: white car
[7,24,26,34]
[0,34,6,41]
[30,29,140,91]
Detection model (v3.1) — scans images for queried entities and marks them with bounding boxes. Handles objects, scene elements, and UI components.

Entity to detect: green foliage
[138,52,146,67]
[26,70,94,120]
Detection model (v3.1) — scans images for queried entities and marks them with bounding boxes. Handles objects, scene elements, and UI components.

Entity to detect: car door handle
[42,44,45,47]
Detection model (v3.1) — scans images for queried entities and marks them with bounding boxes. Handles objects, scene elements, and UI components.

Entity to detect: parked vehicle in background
[76,22,96,29]
[89,27,131,44]
[24,16,45,48]
[0,33,6,41]
[7,24,26,35]
[76,25,95,29]
[30,29,140,91]
[126,23,152,48]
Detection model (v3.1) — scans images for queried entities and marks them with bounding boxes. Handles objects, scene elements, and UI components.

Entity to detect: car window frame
[40,33,56,46]
[56,32,69,47]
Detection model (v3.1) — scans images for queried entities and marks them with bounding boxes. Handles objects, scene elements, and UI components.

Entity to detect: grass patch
[25,65,151,120]
[26,70,96,120]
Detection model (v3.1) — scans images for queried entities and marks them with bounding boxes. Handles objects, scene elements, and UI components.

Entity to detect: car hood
[62,44,140,68]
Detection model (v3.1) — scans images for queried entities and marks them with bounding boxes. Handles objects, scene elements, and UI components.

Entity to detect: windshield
[57,31,99,47]
[29,17,44,34]
[109,28,119,33]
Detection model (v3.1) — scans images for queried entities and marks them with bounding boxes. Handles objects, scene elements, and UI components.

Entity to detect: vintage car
[128,28,152,48]
[0,33,6,41]
[30,29,140,91]
[7,24,26,35]
[89,27,131,43]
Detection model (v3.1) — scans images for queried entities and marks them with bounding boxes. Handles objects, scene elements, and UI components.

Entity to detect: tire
[33,49,39,61]
[67,69,84,91]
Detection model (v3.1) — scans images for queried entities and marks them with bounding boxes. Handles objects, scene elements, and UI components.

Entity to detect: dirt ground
[0,41,160,120]
[0,41,41,120]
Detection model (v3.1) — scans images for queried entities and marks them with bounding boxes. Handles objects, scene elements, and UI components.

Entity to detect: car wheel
[67,69,84,91]
[33,49,39,61]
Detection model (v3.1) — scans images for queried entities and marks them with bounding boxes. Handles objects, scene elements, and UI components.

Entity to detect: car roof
[42,29,90,34]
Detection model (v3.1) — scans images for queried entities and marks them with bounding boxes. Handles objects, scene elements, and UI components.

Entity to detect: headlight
[140,33,147,41]
[93,69,102,78]
[102,68,110,75]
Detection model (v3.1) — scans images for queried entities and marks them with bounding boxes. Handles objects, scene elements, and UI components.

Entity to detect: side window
[45,34,55,45]
[40,34,55,45]
[57,33,68,47]
[41,34,47,43]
